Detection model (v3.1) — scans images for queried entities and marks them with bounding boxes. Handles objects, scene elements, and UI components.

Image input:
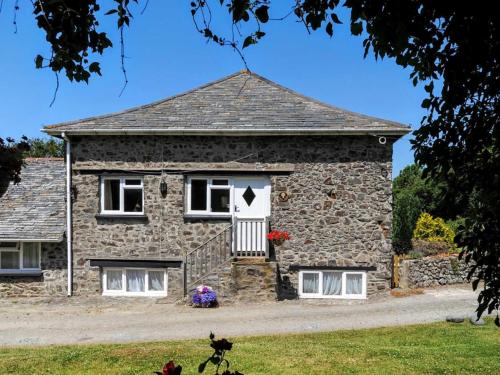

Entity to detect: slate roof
[0,159,65,241]
[44,71,410,136]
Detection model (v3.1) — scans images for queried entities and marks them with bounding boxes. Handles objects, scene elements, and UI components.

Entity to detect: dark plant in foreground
[156,333,242,375]
[155,360,182,375]
[198,333,243,375]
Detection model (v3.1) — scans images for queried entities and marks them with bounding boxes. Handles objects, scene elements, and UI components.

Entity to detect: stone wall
[398,255,469,289]
[0,242,67,297]
[70,135,394,299]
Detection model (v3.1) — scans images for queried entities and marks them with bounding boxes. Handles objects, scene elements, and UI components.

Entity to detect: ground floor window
[0,242,41,272]
[298,270,366,299]
[102,268,167,296]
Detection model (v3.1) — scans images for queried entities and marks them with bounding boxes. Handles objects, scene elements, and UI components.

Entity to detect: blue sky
[0,2,424,176]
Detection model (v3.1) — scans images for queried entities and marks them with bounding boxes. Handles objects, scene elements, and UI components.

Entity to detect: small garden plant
[192,285,218,308]
[266,230,290,245]
[156,333,243,375]
[412,213,457,255]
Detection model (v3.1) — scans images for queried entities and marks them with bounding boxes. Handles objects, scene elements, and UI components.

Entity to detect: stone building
[0,158,67,297]
[3,71,410,301]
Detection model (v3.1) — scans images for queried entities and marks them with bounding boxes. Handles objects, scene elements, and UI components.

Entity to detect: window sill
[184,214,232,222]
[0,270,42,277]
[102,291,168,297]
[298,294,366,300]
[96,213,148,221]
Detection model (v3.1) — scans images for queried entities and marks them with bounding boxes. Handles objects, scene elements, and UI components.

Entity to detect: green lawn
[0,321,498,375]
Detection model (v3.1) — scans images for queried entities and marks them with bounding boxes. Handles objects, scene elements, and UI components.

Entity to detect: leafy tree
[392,191,422,253]
[3,1,498,323]
[0,136,30,184]
[25,138,64,158]
[393,165,443,214]
[392,164,448,253]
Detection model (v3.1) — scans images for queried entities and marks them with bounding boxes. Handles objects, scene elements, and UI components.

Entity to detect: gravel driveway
[0,285,480,347]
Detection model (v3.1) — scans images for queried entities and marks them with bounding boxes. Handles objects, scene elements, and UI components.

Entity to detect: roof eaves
[0,237,64,242]
[44,127,410,137]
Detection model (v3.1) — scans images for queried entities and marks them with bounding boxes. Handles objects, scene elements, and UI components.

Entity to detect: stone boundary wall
[399,255,469,289]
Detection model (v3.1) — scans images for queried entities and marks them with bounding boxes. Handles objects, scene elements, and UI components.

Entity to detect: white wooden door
[233,177,270,218]
[233,177,270,255]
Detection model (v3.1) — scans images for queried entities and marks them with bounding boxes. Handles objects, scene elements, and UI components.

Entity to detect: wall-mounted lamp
[159,180,168,197]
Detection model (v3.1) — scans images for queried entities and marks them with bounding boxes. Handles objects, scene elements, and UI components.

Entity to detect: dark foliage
[198,333,243,375]
[4,1,498,324]
[25,138,64,158]
[392,164,461,253]
[392,191,422,253]
[155,334,242,375]
[0,136,30,184]
[343,2,499,325]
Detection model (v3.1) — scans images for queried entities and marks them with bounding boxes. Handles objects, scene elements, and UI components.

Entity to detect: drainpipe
[62,132,73,297]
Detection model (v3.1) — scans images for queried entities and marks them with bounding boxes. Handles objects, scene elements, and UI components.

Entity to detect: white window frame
[100,176,144,215]
[298,270,367,299]
[102,268,168,297]
[0,242,41,274]
[185,176,233,216]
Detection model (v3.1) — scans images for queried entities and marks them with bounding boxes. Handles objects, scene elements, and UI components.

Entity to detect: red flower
[162,361,182,375]
[266,230,291,241]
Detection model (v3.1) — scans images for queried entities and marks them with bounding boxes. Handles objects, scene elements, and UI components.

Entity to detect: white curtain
[104,180,120,210]
[23,243,39,269]
[148,271,164,291]
[107,270,123,290]
[346,273,362,295]
[323,272,342,295]
[302,273,319,294]
[126,270,145,292]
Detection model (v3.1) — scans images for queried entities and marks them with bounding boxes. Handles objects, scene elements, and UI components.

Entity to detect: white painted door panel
[233,177,270,219]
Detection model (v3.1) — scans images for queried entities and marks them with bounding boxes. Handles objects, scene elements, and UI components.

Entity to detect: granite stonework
[398,255,470,289]
[70,135,394,299]
[0,242,67,297]
[194,259,278,303]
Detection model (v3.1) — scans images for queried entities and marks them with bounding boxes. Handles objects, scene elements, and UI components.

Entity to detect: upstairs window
[0,242,40,271]
[101,177,144,215]
[186,177,231,216]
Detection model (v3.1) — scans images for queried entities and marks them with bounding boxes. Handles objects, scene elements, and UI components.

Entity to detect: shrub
[413,213,455,245]
[392,192,423,253]
[407,251,423,259]
[411,239,451,256]
[192,285,218,308]
[446,216,466,233]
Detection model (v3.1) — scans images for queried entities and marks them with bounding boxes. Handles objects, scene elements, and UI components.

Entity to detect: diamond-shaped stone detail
[242,186,256,206]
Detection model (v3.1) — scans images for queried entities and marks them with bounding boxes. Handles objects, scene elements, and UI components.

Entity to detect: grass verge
[0,320,498,374]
